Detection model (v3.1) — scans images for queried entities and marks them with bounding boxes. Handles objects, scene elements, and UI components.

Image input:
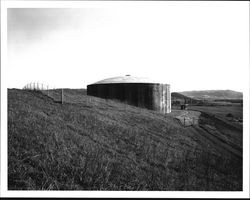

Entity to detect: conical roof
[91,75,163,85]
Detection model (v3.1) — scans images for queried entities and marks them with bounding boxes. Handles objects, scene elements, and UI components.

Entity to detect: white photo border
[1,0,249,198]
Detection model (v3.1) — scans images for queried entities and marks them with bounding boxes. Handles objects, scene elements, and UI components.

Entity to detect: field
[189,105,243,130]
[8,89,242,190]
[189,105,243,119]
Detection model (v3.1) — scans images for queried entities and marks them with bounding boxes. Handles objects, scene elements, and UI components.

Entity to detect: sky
[7,2,249,92]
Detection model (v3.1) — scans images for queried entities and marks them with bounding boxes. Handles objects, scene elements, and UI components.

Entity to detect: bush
[226,113,234,118]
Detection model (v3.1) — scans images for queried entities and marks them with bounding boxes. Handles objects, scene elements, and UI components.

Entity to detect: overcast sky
[7,2,249,92]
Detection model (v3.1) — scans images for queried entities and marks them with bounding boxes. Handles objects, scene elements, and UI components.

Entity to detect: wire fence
[23,82,53,91]
[23,82,64,103]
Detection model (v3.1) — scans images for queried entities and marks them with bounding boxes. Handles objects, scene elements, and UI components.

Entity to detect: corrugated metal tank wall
[152,84,171,114]
[87,83,171,114]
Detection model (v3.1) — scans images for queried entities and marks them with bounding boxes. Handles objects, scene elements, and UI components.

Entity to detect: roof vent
[126,75,131,76]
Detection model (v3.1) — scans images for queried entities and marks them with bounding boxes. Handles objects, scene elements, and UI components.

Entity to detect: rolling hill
[171,92,201,105]
[8,89,242,190]
[179,90,243,100]
[171,92,193,101]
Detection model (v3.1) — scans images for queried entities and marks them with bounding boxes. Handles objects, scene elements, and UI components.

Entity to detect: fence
[23,82,64,104]
[23,82,52,91]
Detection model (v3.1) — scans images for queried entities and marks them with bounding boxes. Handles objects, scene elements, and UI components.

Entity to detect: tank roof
[90,76,168,85]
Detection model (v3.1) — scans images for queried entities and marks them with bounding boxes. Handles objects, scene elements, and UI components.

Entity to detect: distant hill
[171,92,191,100]
[171,92,201,105]
[179,90,243,100]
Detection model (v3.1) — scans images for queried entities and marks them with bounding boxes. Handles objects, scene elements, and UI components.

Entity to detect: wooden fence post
[61,89,64,104]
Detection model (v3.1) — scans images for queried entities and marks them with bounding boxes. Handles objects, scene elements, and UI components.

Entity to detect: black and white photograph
[1,0,249,198]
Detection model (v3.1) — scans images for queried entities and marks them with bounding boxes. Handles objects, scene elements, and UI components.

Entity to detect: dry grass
[8,89,242,190]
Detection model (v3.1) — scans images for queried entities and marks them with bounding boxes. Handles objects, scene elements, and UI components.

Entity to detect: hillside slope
[171,92,201,104]
[180,90,243,100]
[8,89,242,190]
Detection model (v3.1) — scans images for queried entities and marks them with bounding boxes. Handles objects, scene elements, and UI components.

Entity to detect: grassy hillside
[8,89,242,190]
[180,90,243,100]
